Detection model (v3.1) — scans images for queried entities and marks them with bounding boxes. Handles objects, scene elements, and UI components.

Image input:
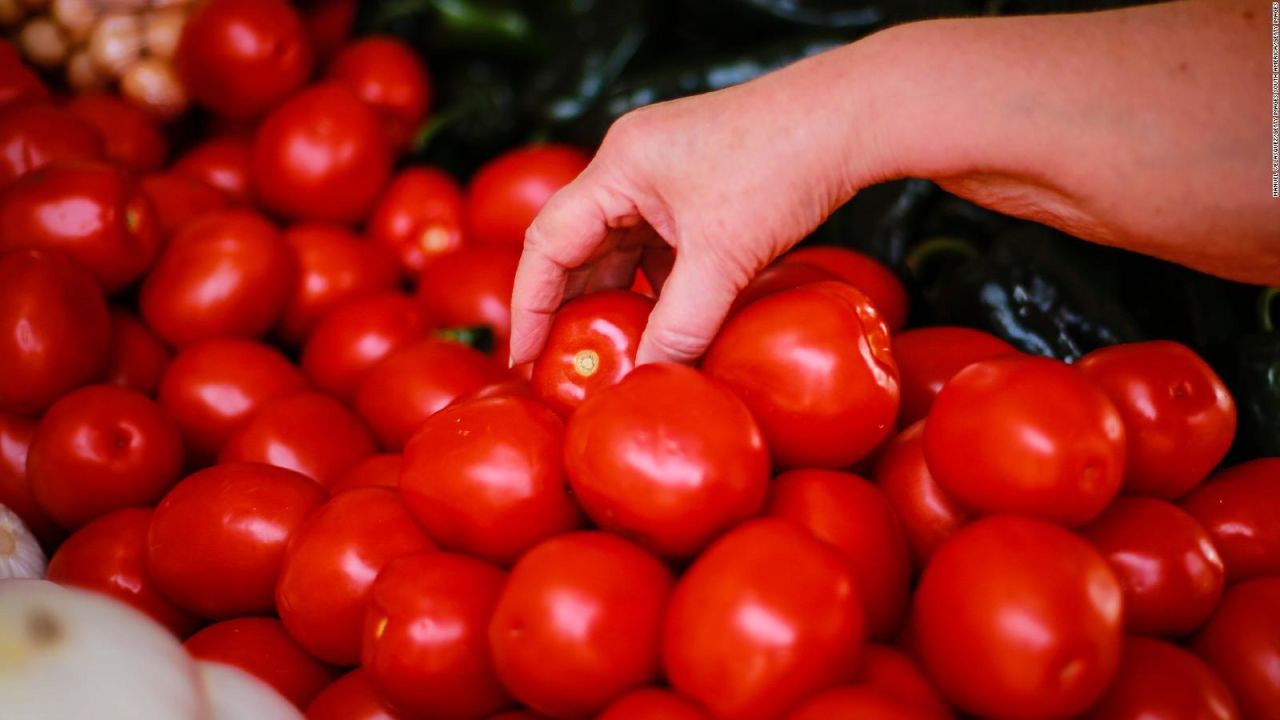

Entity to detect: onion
[142,6,186,60]
[0,0,27,27]
[50,0,98,45]
[0,580,208,720]
[67,47,111,92]
[17,16,69,68]
[88,12,142,78]
[120,57,188,120]
[196,662,304,720]
[0,504,45,579]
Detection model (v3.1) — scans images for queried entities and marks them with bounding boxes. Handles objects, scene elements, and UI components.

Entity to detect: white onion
[0,504,45,579]
[0,580,208,720]
[17,16,69,68]
[120,57,189,121]
[88,12,142,78]
[196,662,304,720]
[50,0,98,44]
[142,6,186,60]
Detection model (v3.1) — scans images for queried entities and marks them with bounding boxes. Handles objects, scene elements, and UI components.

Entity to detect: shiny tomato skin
[368,167,465,275]
[173,134,254,204]
[252,83,393,224]
[871,421,969,570]
[304,0,357,61]
[276,487,434,665]
[596,689,710,720]
[175,0,314,120]
[727,261,838,318]
[0,411,60,547]
[0,41,49,108]
[702,281,899,469]
[854,644,954,719]
[185,617,339,709]
[66,94,167,172]
[1192,577,1280,720]
[782,246,909,332]
[330,453,400,494]
[401,396,581,565]
[277,223,399,345]
[464,144,589,248]
[362,551,511,720]
[45,507,201,638]
[139,208,298,347]
[664,518,865,720]
[890,326,1017,427]
[102,308,170,396]
[326,37,430,150]
[924,355,1126,526]
[489,532,673,719]
[416,245,520,358]
[139,172,232,240]
[914,515,1124,719]
[783,686,935,720]
[306,670,404,720]
[0,249,110,415]
[0,103,103,188]
[300,291,432,403]
[1180,458,1280,583]
[1085,636,1238,720]
[147,462,326,618]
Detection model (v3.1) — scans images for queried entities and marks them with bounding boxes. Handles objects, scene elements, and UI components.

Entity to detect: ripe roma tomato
[530,290,653,417]
[703,281,899,469]
[363,552,511,720]
[330,453,399,494]
[891,326,1017,426]
[490,532,673,718]
[1086,636,1238,720]
[306,670,404,720]
[46,507,200,638]
[103,309,171,396]
[780,246,908,331]
[0,411,60,547]
[401,396,580,565]
[301,292,432,402]
[727,262,838,317]
[416,245,520,358]
[783,687,932,720]
[66,94,167,172]
[0,161,161,293]
[368,167,466,275]
[0,249,110,415]
[28,385,183,530]
[871,421,969,569]
[147,462,326,618]
[465,144,589,248]
[597,689,710,720]
[1181,458,1280,583]
[172,134,254,204]
[326,37,431,150]
[277,488,434,665]
[914,515,1124,718]
[1193,577,1280,720]
[0,103,102,188]
[140,209,298,347]
[277,223,399,345]
[853,644,953,719]
[304,0,357,61]
[185,617,339,709]
[252,83,392,223]
[924,355,1126,526]
[175,0,314,120]
[664,519,865,720]
[140,172,231,239]
[0,40,48,107]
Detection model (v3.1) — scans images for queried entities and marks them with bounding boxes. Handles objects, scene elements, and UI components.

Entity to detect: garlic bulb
[197,662,304,720]
[0,503,45,579]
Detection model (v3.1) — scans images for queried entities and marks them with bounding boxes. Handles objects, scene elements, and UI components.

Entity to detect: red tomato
[277,223,399,345]
[139,172,231,239]
[277,488,434,665]
[416,245,520,358]
[1193,577,1280,720]
[65,94,167,172]
[490,532,673,718]
[464,144,589,248]
[401,396,581,565]
[783,686,935,720]
[101,308,170,396]
[306,670,404,720]
[0,249,110,415]
[175,0,314,120]
[303,0,357,61]
[703,281,899,469]
[0,411,60,547]
[487,713,545,720]
[924,355,1126,525]
[185,617,339,709]
[853,644,953,719]
[139,208,298,347]
[45,507,200,637]
[252,83,392,223]
[367,167,465,274]
[766,469,911,639]
[147,462,326,618]
[354,338,506,450]
[782,246,908,332]
[363,552,511,720]
[300,291,432,402]
[1180,458,1280,583]
[564,363,767,558]
[530,290,653,417]
[158,338,308,464]
[0,103,102,188]
[597,689,710,720]
[172,134,254,204]
[728,261,838,318]
[890,326,1017,427]
[330,453,400,494]
[27,384,183,529]
[871,421,969,569]
[0,40,48,108]
[914,515,1123,718]
[664,519,864,720]
[1086,636,1238,720]
[326,36,430,150]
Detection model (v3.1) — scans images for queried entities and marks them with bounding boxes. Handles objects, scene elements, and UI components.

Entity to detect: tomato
[326,36,431,150]
[0,411,60,547]
[914,515,1123,718]
[175,0,314,120]
[664,519,864,720]
[276,488,434,665]
[853,644,953,719]
[277,223,399,345]
[219,391,376,489]
[416,245,520,358]
[306,670,405,720]
[331,453,400,494]
[102,308,171,397]
[490,532,673,718]
[65,94,167,172]
[139,208,298,347]
[1180,458,1280,583]
[727,261,838,317]
[139,172,231,239]
[147,462,325,618]
[158,338,308,464]
[185,617,339,709]
[871,421,969,569]
[45,507,200,638]
[27,384,182,529]
[783,686,934,720]
[530,290,653,417]
[890,327,1017,427]
[487,713,545,720]
[597,689,710,720]
[300,291,432,402]
[368,167,465,275]
[354,338,506,450]
[172,134,254,204]
[924,355,1126,525]
[363,552,511,720]
[1193,577,1280,720]
[703,281,899,469]
[1086,636,1238,720]
[782,246,908,332]
[766,469,911,639]
[464,144,589,248]
[401,396,581,565]
[0,103,102,188]
[303,0,357,61]
[0,40,48,108]
[252,83,392,223]
[0,249,110,415]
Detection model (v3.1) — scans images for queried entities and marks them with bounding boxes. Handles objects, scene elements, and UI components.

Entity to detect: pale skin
[509,0,1279,367]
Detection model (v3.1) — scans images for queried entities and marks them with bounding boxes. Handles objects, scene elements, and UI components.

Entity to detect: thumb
[635,251,742,366]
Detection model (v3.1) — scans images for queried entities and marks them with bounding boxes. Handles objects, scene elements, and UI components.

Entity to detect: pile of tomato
[0,1,1278,719]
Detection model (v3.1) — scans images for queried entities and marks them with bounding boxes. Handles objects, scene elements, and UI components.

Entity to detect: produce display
[0,1,1276,720]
